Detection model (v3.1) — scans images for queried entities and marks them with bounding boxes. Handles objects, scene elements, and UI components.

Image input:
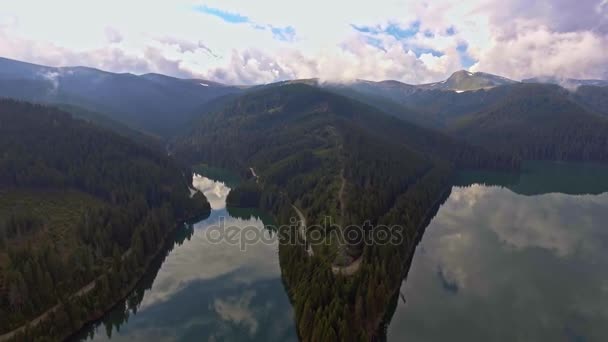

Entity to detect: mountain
[572,85,608,117]
[331,73,608,132]
[344,70,517,95]
[0,99,210,339]
[335,72,608,133]
[0,57,243,137]
[450,83,608,161]
[344,79,418,97]
[173,82,520,250]
[173,82,517,260]
[336,79,515,129]
[523,76,608,88]
[173,83,518,340]
[54,103,163,149]
[326,81,440,128]
[293,76,608,166]
[318,71,519,131]
[174,83,516,181]
[419,70,518,92]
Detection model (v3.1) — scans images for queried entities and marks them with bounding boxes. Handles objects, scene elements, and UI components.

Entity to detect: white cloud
[0,0,606,84]
[471,22,608,80]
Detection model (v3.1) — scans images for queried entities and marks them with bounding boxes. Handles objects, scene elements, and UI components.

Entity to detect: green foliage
[572,85,608,117]
[174,84,516,225]
[226,181,262,208]
[0,99,210,338]
[0,57,243,138]
[56,103,163,151]
[278,166,452,341]
[346,80,608,166]
[172,83,513,340]
[452,84,608,162]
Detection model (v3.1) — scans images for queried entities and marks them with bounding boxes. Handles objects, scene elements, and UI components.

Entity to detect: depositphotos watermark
[202,216,410,251]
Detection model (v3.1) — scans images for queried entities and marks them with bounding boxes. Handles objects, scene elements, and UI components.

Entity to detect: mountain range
[523,76,608,88]
[1,55,607,161]
[1,55,608,341]
[1,56,606,137]
[0,57,242,137]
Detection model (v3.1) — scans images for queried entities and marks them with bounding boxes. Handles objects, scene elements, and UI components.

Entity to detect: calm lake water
[73,175,297,342]
[388,162,608,342]
[74,162,608,342]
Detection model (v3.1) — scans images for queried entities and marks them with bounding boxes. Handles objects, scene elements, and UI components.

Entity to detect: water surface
[388,162,608,341]
[74,175,296,342]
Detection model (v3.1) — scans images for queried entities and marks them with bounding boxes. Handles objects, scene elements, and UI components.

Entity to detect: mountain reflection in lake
[387,162,608,342]
[72,175,297,342]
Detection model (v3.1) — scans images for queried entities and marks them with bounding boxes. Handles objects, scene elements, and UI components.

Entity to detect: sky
[0,0,607,85]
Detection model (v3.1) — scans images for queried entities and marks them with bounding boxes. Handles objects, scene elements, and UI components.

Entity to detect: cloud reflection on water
[389,183,608,341]
[192,174,231,209]
[138,212,280,309]
[79,176,295,342]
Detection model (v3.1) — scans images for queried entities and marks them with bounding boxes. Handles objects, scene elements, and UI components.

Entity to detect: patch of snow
[455,90,466,93]
[200,83,209,87]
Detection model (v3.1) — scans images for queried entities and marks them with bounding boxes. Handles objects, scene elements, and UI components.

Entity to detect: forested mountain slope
[54,104,163,150]
[173,83,520,340]
[0,100,210,340]
[450,84,608,161]
[417,70,517,91]
[175,84,516,226]
[523,76,608,88]
[340,81,516,128]
[176,84,424,225]
[176,83,517,173]
[572,85,608,118]
[340,79,608,147]
[0,57,242,137]
[326,85,441,128]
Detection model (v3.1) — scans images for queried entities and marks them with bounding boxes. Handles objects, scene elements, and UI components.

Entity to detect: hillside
[174,83,517,227]
[342,70,516,99]
[0,100,210,339]
[327,82,441,128]
[173,83,519,340]
[341,78,608,138]
[176,84,427,225]
[572,85,608,117]
[54,104,163,150]
[451,84,608,161]
[0,57,242,137]
[337,75,519,128]
[418,70,517,92]
[523,76,608,88]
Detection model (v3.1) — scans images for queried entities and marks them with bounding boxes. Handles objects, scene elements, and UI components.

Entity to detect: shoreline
[276,177,452,341]
[370,185,453,340]
[61,220,187,341]
[1,213,201,342]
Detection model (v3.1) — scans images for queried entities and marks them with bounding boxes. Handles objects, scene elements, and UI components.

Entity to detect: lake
[73,162,608,342]
[72,175,297,342]
[387,161,608,342]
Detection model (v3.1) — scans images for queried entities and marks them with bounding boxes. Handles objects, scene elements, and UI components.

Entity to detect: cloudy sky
[1,0,607,84]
